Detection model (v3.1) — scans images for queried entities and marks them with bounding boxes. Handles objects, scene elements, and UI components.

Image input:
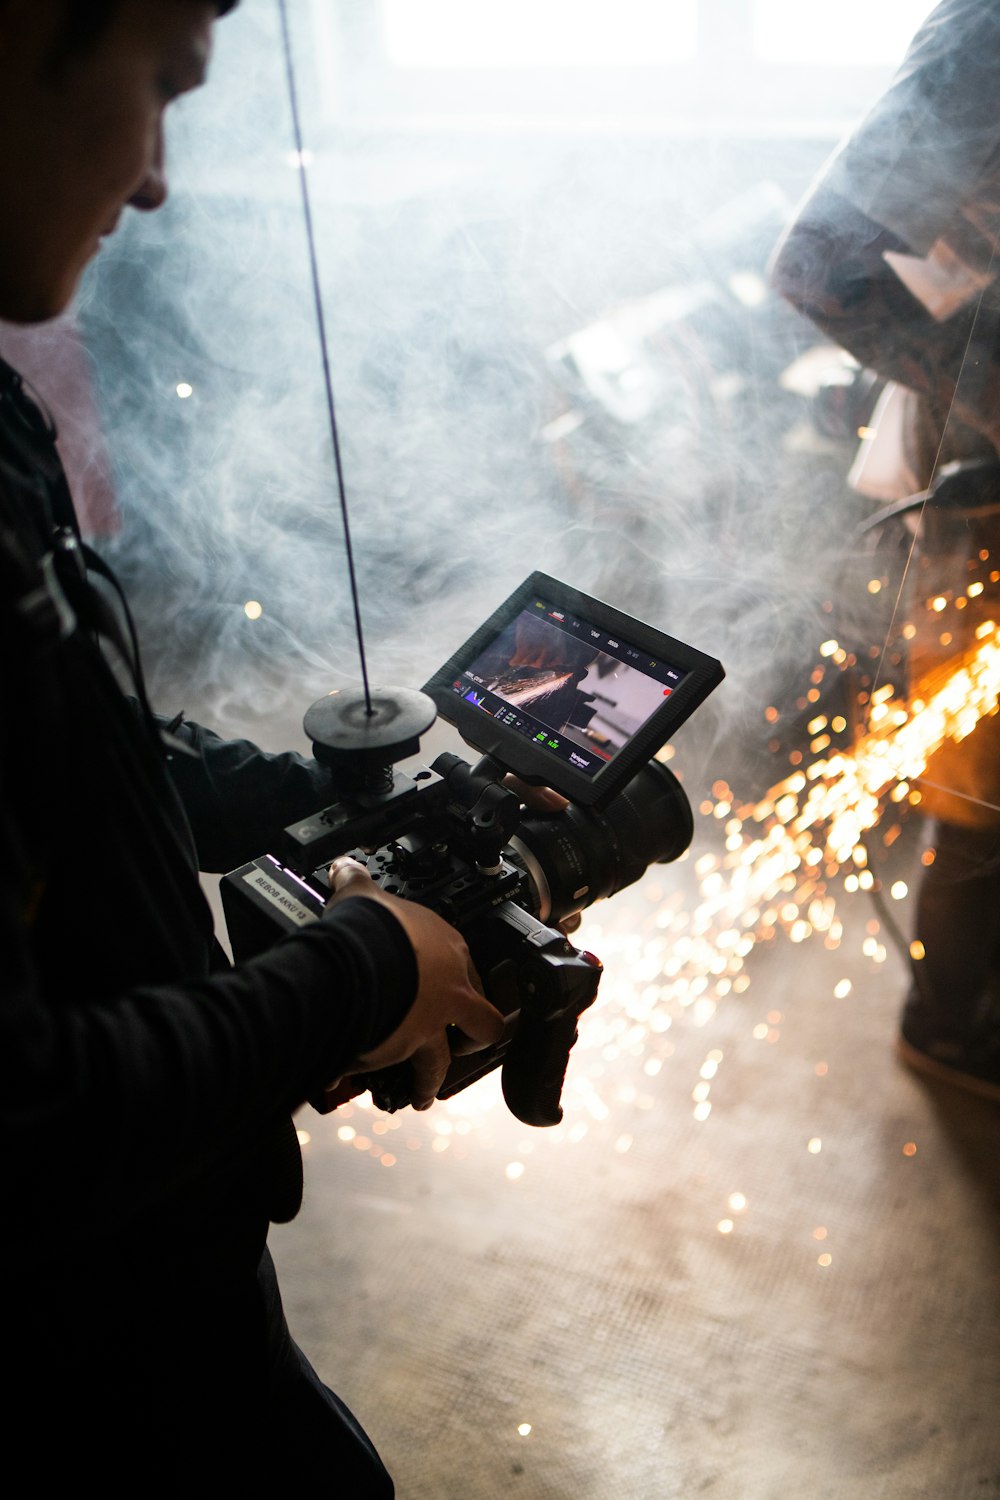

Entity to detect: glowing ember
[631,621,1000,1022]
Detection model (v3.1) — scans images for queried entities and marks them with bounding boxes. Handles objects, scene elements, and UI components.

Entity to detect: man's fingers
[449,985,505,1052]
[445,961,493,1056]
[408,1034,454,1111]
[326,856,372,898]
[503,774,569,812]
[312,1076,366,1113]
[325,883,503,1109]
[448,1015,508,1058]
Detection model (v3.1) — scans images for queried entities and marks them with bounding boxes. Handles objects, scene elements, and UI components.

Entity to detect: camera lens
[509,759,693,923]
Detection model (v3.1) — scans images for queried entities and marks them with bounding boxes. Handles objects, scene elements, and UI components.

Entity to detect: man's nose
[129,126,168,213]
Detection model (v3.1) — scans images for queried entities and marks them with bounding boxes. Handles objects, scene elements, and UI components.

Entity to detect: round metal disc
[304,684,437,763]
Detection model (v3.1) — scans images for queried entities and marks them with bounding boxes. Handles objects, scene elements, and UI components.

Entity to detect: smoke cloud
[4,1,919,793]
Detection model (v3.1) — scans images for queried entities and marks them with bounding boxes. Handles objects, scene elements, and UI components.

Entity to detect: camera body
[223,750,613,1124]
[222,573,723,1125]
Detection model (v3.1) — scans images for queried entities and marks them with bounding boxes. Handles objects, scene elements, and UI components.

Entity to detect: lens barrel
[510,759,693,923]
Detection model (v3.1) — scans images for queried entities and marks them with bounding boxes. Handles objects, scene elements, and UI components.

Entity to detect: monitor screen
[445,594,688,781]
[425,572,723,807]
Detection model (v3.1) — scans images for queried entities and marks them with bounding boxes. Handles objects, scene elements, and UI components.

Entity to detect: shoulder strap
[0,353,193,758]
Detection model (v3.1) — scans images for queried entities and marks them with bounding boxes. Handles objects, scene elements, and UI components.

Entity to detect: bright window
[754,0,932,66]
[380,0,699,69]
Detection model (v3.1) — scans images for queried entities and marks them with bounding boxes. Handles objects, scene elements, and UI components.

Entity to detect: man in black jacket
[0,3,504,1491]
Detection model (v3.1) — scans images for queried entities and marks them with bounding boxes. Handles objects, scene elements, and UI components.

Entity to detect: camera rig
[221,573,723,1126]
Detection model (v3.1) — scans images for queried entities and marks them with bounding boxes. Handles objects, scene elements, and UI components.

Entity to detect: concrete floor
[255,827,1000,1500]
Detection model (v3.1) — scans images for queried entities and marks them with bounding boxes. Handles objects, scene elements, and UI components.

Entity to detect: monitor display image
[447,597,688,780]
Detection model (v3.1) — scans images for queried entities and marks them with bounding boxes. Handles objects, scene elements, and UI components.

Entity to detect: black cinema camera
[221,573,723,1126]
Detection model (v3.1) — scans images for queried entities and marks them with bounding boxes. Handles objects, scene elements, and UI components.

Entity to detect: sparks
[330,621,1000,1161]
[658,621,1000,1010]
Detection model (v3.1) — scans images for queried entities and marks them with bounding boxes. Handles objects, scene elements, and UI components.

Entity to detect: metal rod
[277,0,374,715]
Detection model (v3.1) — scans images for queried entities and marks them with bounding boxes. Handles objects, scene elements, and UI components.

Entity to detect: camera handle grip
[501,949,602,1127]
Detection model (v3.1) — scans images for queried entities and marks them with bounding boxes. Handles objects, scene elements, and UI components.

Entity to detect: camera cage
[223,573,722,1123]
[423,571,724,809]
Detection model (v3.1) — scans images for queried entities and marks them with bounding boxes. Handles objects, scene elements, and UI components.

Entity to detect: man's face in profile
[0,0,217,324]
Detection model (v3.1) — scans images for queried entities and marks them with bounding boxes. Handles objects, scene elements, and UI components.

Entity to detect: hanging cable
[277,0,374,715]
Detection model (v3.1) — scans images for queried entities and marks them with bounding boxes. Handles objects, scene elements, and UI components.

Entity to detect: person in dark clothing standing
[0,3,505,1491]
[770,0,1000,1102]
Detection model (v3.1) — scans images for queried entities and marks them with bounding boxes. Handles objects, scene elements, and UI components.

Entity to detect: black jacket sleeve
[0,773,416,1248]
[156,712,335,872]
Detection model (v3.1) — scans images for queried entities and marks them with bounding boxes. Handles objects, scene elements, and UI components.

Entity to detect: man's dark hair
[56,1,239,62]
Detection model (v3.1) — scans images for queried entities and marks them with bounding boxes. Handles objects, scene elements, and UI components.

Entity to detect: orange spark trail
[655,618,1000,1010]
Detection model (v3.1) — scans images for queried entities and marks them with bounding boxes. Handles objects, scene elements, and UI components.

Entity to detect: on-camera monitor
[424,573,724,807]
